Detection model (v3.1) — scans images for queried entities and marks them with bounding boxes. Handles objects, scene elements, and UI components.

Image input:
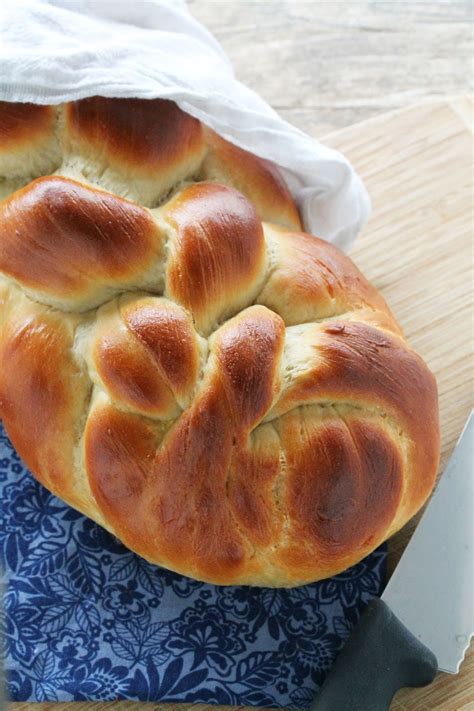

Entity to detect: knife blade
[310,411,474,711]
[383,410,473,674]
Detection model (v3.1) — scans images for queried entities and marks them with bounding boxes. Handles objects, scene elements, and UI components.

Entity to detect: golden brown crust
[200,128,302,230]
[259,225,400,332]
[66,97,205,176]
[122,297,200,400]
[0,290,97,516]
[0,102,60,186]
[164,182,267,333]
[85,402,159,536]
[0,176,164,309]
[227,424,282,549]
[0,97,440,587]
[213,305,285,429]
[276,413,403,574]
[91,297,201,418]
[0,102,55,151]
[85,306,285,584]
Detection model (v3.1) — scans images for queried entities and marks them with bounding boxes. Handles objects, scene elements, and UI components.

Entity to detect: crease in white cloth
[0,0,371,251]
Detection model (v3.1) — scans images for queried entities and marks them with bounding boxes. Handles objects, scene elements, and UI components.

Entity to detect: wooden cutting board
[325,96,474,711]
[11,97,474,711]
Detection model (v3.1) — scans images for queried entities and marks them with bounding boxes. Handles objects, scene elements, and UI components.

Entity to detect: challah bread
[0,98,439,586]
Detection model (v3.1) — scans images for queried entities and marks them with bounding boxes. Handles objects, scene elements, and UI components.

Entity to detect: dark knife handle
[310,598,438,711]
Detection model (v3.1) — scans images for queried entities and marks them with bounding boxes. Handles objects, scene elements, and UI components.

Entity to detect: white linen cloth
[0,0,370,250]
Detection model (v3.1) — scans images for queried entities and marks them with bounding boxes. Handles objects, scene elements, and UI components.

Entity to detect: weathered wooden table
[11,2,473,710]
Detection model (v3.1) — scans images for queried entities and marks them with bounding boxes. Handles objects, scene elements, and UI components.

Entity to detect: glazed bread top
[0,98,439,586]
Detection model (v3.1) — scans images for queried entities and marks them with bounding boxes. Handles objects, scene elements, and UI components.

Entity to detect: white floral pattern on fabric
[0,423,386,706]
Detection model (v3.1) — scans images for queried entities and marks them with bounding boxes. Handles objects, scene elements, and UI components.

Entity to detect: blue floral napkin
[0,423,386,707]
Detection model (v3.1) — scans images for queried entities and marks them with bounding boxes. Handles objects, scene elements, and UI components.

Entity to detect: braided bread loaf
[0,98,439,586]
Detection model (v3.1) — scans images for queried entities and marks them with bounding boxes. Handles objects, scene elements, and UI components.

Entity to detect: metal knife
[311,411,474,711]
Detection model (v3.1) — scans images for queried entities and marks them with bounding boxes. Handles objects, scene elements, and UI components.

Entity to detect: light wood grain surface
[191,0,473,137]
[9,2,474,710]
[325,96,474,711]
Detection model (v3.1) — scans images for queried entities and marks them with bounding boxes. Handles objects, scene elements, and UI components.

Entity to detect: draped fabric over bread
[0,98,439,586]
